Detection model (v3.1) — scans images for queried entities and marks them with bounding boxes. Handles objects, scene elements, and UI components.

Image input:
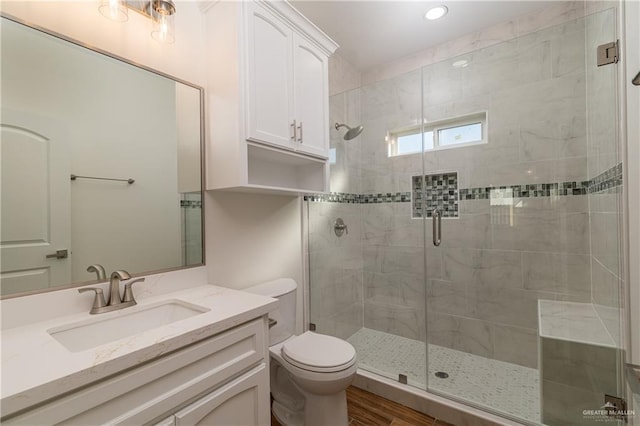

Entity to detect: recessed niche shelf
[247,144,327,193]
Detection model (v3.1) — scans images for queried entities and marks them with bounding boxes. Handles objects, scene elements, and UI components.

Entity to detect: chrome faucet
[78,269,145,314]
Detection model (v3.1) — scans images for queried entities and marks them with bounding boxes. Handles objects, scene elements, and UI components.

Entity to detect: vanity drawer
[5,318,266,425]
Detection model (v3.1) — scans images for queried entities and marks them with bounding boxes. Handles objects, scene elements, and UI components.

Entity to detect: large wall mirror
[0,16,204,298]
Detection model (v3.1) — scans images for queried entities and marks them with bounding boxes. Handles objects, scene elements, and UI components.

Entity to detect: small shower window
[388,112,486,157]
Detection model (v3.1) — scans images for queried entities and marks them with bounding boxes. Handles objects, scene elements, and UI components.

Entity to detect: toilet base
[302,390,349,426]
[272,400,303,426]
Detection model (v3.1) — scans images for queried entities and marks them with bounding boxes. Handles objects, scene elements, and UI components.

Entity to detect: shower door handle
[432,209,441,246]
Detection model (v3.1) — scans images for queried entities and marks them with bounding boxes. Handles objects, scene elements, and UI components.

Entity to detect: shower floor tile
[347,328,540,423]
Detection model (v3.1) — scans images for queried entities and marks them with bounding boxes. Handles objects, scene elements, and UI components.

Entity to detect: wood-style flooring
[271,386,455,426]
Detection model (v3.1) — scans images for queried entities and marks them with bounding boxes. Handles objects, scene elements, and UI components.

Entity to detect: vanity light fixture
[425,5,448,20]
[99,0,128,22]
[99,0,176,44]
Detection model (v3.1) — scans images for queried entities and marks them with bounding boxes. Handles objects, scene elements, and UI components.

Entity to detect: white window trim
[388,111,488,157]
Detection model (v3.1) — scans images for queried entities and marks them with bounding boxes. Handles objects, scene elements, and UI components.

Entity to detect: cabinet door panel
[292,33,328,158]
[4,320,264,425]
[174,364,269,426]
[246,3,293,149]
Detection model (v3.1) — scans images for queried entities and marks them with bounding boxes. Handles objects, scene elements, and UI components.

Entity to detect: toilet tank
[245,278,297,346]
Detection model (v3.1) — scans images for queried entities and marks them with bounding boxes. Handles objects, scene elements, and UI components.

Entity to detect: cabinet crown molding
[258,0,339,56]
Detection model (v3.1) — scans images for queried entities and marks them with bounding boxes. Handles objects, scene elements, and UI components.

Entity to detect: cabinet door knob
[291,120,297,141]
[297,121,303,143]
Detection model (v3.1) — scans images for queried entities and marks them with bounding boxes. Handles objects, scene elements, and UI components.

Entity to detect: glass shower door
[423,8,625,425]
[308,70,429,391]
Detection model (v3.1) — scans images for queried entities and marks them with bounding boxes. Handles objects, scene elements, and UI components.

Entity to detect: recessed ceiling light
[425,5,448,20]
[452,59,469,68]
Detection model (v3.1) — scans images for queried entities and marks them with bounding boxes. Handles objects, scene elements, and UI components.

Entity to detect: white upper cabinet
[203,0,338,193]
[292,33,329,157]
[246,4,294,149]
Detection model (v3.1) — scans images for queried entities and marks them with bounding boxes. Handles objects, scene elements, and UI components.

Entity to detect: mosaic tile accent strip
[412,172,459,218]
[304,192,411,203]
[588,162,623,193]
[347,328,540,423]
[459,181,590,200]
[180,199,202,208]
[304,163,623,204]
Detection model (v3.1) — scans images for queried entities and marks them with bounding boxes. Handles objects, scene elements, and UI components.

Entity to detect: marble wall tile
[591,257,621,308]
[313,302,363,341]
[467,286,548,329]
[593,303,622,348]
[491,324,538,368]
[427,279,467,317]
[541,379,604,425]
[437,214,492,249]
[313,276,363,319]
[590,210,622,275]
[427,312,493,359]
[492,211,590,254]
[441,248,523,290]
[551,29,586,78]
[365,298,425,341]
[513,195,588,214]
[517,1,585,37]
[523,252,591,300]
[328,53,362,96]
[364,270,424,309]
[520,116,587,162]
[541,337,618,394]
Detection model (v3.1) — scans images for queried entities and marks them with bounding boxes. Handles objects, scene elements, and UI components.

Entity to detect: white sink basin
[48,300,209,352]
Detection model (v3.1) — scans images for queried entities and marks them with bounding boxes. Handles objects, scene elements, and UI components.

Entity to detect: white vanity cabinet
[3,318,271,426]
[163,364,268,425]
[203,0,338,194]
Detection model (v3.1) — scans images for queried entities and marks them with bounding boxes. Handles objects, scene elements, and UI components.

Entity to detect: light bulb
[99,0,128,22]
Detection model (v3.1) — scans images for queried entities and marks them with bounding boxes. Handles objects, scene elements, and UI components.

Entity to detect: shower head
[334,122,364,140]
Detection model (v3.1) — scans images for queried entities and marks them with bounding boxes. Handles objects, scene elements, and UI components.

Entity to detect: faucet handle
[123,278,145,303]
[78,287,107,314]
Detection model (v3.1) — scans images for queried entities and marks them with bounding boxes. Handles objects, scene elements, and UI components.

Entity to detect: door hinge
[604,394,629,421]
[597,41,619,67]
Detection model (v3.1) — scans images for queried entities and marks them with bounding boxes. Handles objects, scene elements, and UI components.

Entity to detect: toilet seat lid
[282,332,356,372]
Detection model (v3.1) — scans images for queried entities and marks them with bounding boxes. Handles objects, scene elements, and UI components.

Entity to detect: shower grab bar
[71,174,135,184]
[432,209,441,246]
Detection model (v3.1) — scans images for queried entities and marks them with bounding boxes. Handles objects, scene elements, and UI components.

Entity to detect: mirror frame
[0,13,206,299]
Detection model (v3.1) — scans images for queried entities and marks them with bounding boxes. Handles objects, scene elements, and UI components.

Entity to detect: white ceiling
[289,1,555,70]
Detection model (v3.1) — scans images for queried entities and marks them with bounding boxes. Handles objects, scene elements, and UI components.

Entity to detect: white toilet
[246,278,357,426]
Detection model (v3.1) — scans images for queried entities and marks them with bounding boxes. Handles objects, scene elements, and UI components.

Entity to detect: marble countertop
[538,300,619,348]
[0,284,277,417]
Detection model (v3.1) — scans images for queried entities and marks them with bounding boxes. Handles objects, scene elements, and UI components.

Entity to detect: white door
[173,364,269,426]
[0,110,71,295]
[245,2,294,150]
[292,33,329,158]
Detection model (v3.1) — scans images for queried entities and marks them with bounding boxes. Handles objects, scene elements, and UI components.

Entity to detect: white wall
[206,192,304,332]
